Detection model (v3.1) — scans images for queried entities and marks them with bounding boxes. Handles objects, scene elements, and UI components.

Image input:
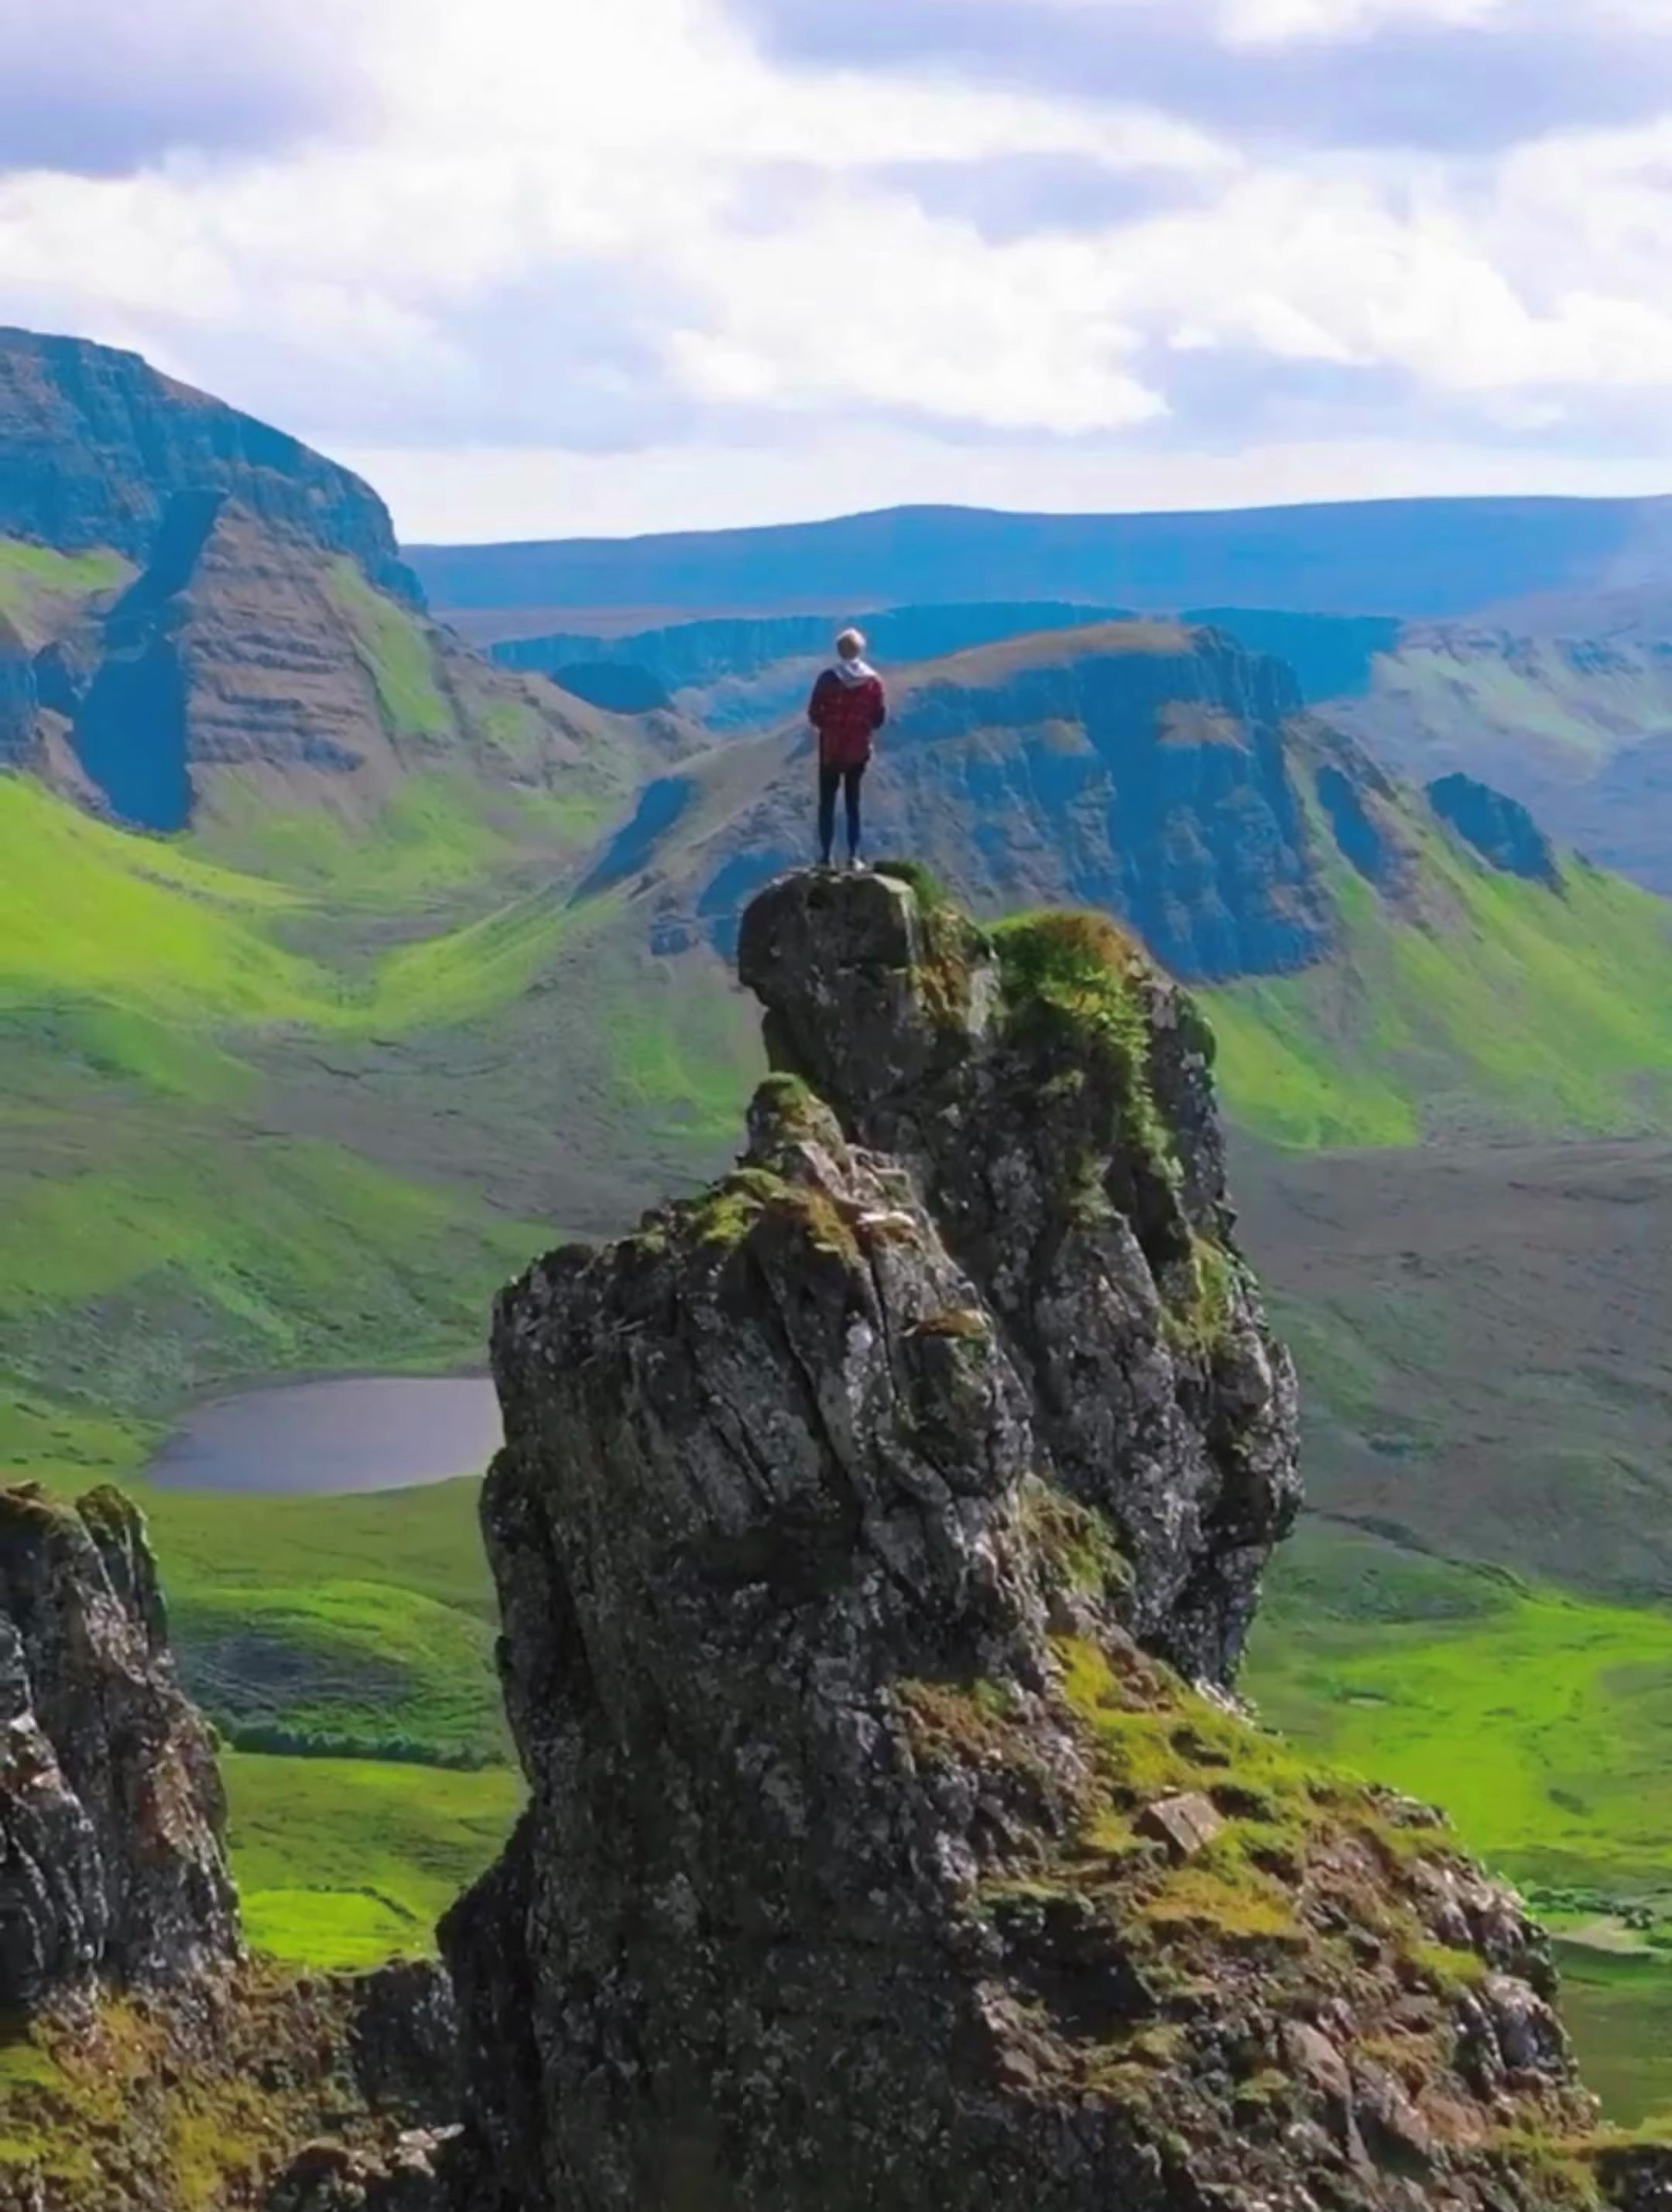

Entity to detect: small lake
[144,1376,504,1495]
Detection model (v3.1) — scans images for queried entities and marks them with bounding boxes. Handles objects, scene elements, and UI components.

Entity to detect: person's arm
[808,671,834,729]
[872,680,887,732]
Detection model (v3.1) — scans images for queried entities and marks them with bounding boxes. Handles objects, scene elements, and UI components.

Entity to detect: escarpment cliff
[0,325,665,835]
[0,327,414,598]
[23,490,640,834]
[446,868,1605,2212]
[643,622,1437,984]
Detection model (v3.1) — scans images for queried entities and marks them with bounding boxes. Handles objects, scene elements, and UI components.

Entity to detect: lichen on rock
[445,868,1612,2211]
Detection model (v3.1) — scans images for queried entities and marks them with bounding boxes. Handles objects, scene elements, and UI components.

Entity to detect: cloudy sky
[2,0,1671,540]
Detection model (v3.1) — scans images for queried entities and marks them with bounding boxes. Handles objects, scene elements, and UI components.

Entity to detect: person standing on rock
[809,627,887,868]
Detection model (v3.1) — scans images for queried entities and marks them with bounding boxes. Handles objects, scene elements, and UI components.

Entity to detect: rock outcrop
[0,327,416,600]
[263,2130,461,2212]
[0,1490,466,2212]
[737,871,1298,1682]
[0,1484,238,2011]
[1428,771,1561,889]
[0,613,35,765]
[445,868,1598,2212]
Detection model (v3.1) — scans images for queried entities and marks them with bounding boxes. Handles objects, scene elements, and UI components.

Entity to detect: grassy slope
[1206,838,1672,1149]
[1230,1133,1672,1605]
[1249,1525,1672,1896]
[0,537,132,646]
[1351,630,1672,776]
[1245,1520,1672,2122]
[224,1753,522,1970]
[0,700,737,1977]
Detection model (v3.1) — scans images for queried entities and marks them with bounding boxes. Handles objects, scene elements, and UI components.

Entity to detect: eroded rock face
[0,613,36,765]
[738,869,1300,1683]
[0,1484,239,2011]
[1428,770,1561,888]
[447,871,1598,2212]
[0,326,416,598]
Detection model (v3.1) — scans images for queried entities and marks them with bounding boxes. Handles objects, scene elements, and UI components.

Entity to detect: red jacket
[809,667,886,769]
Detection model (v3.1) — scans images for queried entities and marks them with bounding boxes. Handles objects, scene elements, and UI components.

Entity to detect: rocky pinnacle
[0,1484,240,2011]
[445,869,1602,2212]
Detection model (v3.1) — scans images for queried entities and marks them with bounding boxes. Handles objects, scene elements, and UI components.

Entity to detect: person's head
[836,627,866,662]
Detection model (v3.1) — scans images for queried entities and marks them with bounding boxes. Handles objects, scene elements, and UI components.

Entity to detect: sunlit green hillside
[1208,835,1672,1149]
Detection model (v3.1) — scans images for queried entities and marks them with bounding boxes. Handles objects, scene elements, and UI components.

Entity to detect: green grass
[0,1117,534,1412]
[197,767,631,911]
[1248,1526,1672,1894]
[2,1001,258,1106]
[605,948,763,1142]
[1555,1948,1672,2126]
[175,1576,509,1766]
[1247,1520,1672,2114]
[324,559,454,741]
[0,774,324,1026]
[0,774,613,1039]
[0,775,751,1471]
[374,883,582,1027]
[1208,836,1672,1149]
[200,770,530,904]
[991,908,1177,1169]
[0,536,132,645]
[224,1753,523,1970]
[0,1387,161,1490]
[139,1473,499,1625]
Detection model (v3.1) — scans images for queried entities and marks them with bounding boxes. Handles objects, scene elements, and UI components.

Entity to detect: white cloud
[1,0,1671,536]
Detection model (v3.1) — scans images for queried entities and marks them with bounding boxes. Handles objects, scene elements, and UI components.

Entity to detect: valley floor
[1238,1132,1672,2121]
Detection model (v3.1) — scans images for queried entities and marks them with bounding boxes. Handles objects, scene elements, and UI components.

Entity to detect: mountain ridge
[0,326,416,602]
[409,491,1670,623]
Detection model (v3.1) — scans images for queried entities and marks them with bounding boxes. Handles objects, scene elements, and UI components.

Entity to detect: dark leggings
[818,762,866,861]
